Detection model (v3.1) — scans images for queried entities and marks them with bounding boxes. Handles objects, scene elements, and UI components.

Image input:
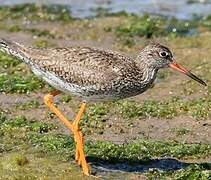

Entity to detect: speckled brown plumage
[0,38,206,100]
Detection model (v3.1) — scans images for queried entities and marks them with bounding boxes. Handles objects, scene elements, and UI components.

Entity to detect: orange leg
[73,102,86,165]
[43,91,89,176]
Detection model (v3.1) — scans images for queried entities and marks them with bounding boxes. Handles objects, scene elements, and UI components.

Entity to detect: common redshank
[0,39,207,175]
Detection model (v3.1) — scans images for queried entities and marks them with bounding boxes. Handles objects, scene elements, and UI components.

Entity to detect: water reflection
[0,0,211,19]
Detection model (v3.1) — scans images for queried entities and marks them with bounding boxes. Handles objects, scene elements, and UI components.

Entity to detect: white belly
[31,66,87,96]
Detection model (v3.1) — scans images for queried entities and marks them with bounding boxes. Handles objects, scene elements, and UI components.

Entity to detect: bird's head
[137,43,207,86]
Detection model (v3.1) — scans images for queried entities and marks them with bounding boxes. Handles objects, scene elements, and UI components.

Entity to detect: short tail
[0,38,30,64]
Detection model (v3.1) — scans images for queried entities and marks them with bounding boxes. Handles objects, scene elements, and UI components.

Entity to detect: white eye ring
[159,51,168,57]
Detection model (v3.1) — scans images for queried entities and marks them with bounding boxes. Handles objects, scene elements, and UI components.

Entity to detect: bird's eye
[159,51,168,57]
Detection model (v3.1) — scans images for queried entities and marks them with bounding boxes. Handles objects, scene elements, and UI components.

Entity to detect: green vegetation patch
[33,39,55,48]
[0,4,73,22]
[0,73,44,93]
[115,15,196,39]
[171,128,192,136]
[147,164,211,179]
[81,103,109,135]
[0,51,45,93]
[118,100,177,119]
[118,97,211,120]
[0,116,56,134]
[16,100,40,110]
[0,115,210,178]
[198,15,211,29]
[0,52,20,69]
[0,115,210,161]
[0,152,89,179]
[87,141,211,162]
[0,115,56,153]
[24,28,56,39]
[61,95,72,104]
[72,97,211,137]
[6,23,58,40]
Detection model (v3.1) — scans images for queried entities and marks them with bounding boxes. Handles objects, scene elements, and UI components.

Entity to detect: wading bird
[0,39,206,175]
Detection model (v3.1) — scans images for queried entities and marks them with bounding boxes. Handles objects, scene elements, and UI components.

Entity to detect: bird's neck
[136,60,158,85]
[143,65,157,84]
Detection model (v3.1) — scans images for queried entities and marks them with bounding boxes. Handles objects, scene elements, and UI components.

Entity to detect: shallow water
[1,0,211,19]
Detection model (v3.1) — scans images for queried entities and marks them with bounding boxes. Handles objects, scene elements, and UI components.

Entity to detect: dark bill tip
[186,71,207,86]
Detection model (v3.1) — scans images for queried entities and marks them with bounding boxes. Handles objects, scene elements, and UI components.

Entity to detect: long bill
[169,62,207,86]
